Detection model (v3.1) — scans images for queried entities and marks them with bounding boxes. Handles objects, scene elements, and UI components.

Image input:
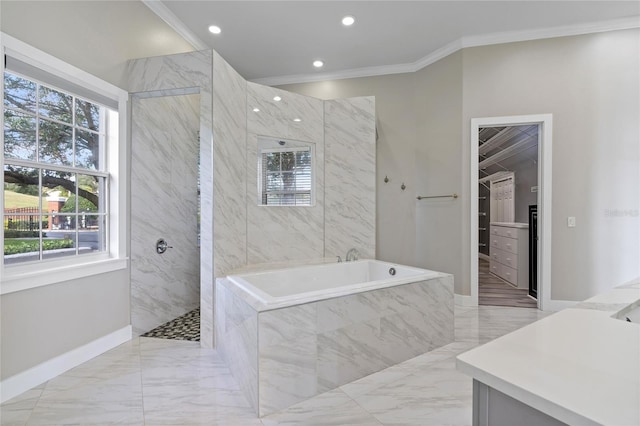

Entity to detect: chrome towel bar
[416,193,458,200]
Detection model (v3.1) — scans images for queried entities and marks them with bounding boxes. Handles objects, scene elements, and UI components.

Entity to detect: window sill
[0,256,129,295]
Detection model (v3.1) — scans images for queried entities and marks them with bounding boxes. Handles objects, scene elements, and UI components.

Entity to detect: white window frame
[0,33,128,294]
[257,136,316,207]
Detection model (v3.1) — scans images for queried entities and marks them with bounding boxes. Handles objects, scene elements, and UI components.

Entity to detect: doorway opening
[477,125,538,308]
[130,91,201,339]
[470,114,553,311]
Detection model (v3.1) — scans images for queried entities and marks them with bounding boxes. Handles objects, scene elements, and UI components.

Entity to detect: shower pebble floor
[141,308,200,341]
[0,305,549,425]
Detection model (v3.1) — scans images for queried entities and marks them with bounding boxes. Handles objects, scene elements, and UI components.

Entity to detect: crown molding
[461,15,640,49]
[249,62,417,86]
[253,16,640,87]
[142,0,209,51]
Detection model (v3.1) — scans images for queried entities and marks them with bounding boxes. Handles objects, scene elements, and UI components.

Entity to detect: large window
[3,71,108,264]
[1,34,127,293]
[258,137,314,206]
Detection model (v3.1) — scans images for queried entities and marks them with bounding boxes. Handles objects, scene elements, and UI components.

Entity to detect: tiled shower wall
[130,94,200,335]
[127,50,376,347]
[127,51,214,342]
[324,97,376,260]
[246,82,326,263]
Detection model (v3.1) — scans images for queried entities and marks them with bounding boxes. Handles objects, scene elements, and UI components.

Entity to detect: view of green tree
[3,72,101,208]
[61,194,98,213]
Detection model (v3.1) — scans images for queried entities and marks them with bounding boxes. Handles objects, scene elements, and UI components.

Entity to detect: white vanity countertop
[457,279,640,426]
[489,222,529,229]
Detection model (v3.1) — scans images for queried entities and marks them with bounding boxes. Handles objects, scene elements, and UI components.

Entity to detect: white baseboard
[0,325,131,403]
[478,253,490,262]
[455,293,477,307]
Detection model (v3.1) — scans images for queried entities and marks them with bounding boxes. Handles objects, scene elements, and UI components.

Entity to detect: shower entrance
[130,92,201,337]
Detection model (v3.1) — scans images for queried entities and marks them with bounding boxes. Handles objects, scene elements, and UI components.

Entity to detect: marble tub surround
[225,259,443,311]
[216,270,454,417]
[457,285,640,426]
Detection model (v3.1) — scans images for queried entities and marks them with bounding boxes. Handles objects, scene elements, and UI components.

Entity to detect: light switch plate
[567,216,576,227]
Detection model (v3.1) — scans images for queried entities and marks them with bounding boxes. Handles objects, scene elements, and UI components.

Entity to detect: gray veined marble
[127,47,378,351]
[216,274,454,417]
[127,50,217,347]
[130,94,201,335]
[212,51,248,278]
[246,83,326,264]
[324,96,376,260]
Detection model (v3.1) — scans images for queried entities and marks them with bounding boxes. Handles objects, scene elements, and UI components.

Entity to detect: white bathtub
[227,259,440,310]
[216,259,454,416]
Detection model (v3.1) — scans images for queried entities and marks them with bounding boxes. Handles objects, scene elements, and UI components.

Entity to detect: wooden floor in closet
[479,258,538,308]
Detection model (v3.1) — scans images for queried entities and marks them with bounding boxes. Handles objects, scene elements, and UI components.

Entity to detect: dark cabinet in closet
[529,205,538,298]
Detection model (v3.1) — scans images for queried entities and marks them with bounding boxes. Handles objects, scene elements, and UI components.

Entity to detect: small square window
[258,137,314,206]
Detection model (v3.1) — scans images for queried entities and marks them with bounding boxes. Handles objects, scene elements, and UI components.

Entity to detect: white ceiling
[149,1,640,84]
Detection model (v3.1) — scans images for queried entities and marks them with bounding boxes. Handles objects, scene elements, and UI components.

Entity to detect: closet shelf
[479,127,521,155]
[479,135,537,169]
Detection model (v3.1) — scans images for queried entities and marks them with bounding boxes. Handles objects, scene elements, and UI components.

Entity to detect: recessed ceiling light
[273,96,282,102]
[253,107,260,112]
[293,118,302,122]
[313,60,324,68]
[342,15,355,26]
[208,25,222,34]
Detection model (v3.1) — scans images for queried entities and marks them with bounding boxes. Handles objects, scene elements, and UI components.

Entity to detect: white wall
[281,28,640,302]
[0,0,193,88]
[1,270,129,379]
[462,29,640,300]
[413,52,464,292]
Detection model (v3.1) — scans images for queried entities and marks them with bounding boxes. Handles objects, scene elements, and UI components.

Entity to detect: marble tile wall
[127,51,216,346]
[128,51,377,349]
[246,83,325,263]
[258,275,454,416]
[215,279,259,412]
[212,51,247,278]
[216,274,454,416]
[324,97,377,260]
[130,94,200,335]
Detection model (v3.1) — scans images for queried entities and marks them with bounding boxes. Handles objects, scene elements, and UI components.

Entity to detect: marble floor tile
[261,389,383,426]
[0,306,546,425]
[25,371,145,425]
[0,384,44,426]
[352,358,473,426]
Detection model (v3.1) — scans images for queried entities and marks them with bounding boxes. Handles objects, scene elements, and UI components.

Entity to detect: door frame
[470,114,553,310]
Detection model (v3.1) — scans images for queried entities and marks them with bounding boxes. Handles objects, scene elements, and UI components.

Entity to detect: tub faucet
[336,256,342,263]
[346,248,359,262]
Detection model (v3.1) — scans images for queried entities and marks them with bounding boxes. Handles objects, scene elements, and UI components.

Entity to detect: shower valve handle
[156,238,173,254]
